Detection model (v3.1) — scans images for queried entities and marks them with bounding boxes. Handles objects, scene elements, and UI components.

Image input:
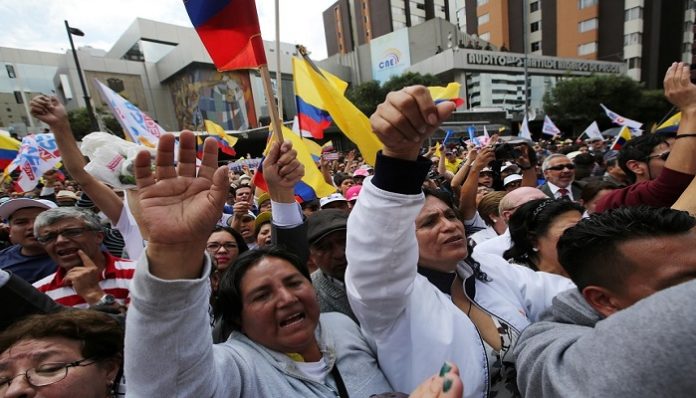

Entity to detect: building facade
[455,0,695,88]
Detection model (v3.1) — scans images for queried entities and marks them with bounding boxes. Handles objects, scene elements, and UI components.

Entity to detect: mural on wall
[168,67,257,131]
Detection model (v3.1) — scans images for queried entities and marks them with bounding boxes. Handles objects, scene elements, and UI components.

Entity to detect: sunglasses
[546,163,575,171]
[644,151,670,162]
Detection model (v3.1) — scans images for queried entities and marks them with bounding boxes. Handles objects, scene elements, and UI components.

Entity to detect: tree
[381,72,442,94]
[544,74,671,136]
[67,108,92,141]
[346,80,383,117]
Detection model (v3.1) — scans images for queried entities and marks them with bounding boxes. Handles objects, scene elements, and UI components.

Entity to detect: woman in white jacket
[345,86,574,398]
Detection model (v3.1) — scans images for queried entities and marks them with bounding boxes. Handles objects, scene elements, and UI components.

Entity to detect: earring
[107,380,116,398]
[532,247,539,252]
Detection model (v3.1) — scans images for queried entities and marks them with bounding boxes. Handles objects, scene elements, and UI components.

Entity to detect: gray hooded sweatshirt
[513,279,696,397]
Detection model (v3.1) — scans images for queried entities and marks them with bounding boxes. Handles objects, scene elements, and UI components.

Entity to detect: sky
[0,0,337,59]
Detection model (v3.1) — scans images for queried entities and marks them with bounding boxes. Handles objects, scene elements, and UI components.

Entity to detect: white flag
[94,80,165,147]
[600,103,643,131]
[582,121,603,141]
[6,134,61,192]
[542,115,561,137]
[519,116,532,140]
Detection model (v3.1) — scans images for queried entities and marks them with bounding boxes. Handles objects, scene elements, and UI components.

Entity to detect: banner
[542,115,561,137]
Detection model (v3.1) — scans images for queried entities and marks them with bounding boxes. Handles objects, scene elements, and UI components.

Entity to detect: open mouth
[279,312,305,328]
[56,248,79,257]
[443,236,463,244]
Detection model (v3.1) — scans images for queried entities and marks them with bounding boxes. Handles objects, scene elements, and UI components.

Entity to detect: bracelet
[675,134,696,139]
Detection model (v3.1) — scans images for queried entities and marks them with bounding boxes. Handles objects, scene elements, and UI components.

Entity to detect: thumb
[436,101,457,123]
[265,139,281,165]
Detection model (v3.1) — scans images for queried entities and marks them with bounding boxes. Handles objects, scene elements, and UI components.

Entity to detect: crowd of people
[1,62,696,398]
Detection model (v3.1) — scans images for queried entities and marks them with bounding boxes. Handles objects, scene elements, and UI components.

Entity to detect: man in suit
[538,154,582,201]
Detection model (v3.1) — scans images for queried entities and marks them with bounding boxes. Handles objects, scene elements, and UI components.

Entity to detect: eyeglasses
[36,227,96,244]
[0,358,96,391]
[644,151,670,162]
[206,242,238,252]
[546,163,575,171]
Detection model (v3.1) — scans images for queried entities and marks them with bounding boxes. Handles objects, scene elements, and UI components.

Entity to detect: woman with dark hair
[504,199,584,276]
[0,310,123,397]
[207,225,249,295]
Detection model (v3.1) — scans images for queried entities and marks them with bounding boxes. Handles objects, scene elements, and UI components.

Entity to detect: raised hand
[664,62,696,111]
[371,86,456,161]
[263,139,304,202]
[29,95,68,127]
[64,250,104,305]
[130,131,228,279]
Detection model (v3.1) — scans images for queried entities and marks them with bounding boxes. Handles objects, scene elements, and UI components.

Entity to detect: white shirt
[547,181,575,201]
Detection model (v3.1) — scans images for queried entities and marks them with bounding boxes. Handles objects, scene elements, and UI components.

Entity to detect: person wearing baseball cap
[0,198,57,283]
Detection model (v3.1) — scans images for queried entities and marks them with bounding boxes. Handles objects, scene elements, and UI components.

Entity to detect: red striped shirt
[33,252,135,308]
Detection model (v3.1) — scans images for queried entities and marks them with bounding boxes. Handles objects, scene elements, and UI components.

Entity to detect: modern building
[454,0,695,88]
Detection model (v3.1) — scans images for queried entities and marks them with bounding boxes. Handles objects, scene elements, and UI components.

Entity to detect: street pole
[65,20,99,132]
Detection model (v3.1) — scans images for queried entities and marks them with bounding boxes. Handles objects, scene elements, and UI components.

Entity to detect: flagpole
[274,0,283,121]
[259,65,284,142]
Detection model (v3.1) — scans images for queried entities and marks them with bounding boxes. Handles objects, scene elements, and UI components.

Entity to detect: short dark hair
[333,172,353,187]
[211,225,249,255]
[579,180,619,204]
[558,206,696,291]
[617,134,666,183]
[504,199,584,269]
[0,310,123,361]
[214,246,310,332]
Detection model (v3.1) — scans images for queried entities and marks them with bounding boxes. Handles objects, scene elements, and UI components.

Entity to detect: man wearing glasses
[595,61,696,213]
[32,207,135,310]
[539,154,582,201]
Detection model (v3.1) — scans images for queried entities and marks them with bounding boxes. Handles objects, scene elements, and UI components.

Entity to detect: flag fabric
[430,83,465,107]
[442,130,453,147]
[600,104,643,131]
[184,0,267,70]
[582,121,603,141]
[656,112,680,132]
[467,126,481,147]
[95,80,165,147]
[204,119,238,156]
[292,57,382,164]
[3,134,61,192]
[253,125,336,203]
[542,115,561,137]
[480,125,491,146]
[519,116,532,140]
[433,141,442,159]
[293,62,349,139]
[610,126,632,151]
[0,135,20,170]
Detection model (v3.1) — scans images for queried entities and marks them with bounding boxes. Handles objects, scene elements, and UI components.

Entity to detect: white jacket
[346,179,574,398]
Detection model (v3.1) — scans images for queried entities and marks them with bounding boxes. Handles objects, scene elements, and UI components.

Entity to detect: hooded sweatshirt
[513,279,696,397]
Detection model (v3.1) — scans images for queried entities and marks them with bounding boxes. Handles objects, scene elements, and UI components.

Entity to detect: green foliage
[346,72,444,117]
[102,115,125,139]
[67,108,92,141]
[544,74,671,136]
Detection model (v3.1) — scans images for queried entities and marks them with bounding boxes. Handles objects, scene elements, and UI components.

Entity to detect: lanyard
[330,364,349,398]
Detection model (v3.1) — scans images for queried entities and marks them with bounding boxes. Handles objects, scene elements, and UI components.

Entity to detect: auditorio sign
[464,51,623,74]
[371,28,411,83]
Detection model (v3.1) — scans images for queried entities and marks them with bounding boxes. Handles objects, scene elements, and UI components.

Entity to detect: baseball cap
[0,198,57,221]
[352,168,369,178]
[503,174,523,186]
[307,209,348,244]
[320,193,348,209]
[254,211,272,234]
[56,190,79,201]
[345,185,362,202]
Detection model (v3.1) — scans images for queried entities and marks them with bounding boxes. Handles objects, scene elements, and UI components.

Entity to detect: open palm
[130,132,227,247]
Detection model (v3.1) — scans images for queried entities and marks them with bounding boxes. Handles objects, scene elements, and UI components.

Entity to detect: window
[625,7,643,21]
[531,21,540,32]
[13,91,23,104]
[624,32,642,46]
[578,0,597,9]
[477,0,489,5]
[578,42,597,55]
[478,13,490,25]
[530,1,539,12]
[628,57,641,69]
[5,65,16,79]
[531,41,541,52]
[579,18,597,32]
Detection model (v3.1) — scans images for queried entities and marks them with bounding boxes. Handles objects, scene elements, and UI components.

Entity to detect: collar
[548,181,574,199]
[417,266,456,295]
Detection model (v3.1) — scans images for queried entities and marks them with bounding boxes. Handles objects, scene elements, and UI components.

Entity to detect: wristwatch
[96,294,116,306]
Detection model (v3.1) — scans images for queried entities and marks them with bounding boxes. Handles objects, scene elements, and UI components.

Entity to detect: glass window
[579,18,597,32]
[531,21,540,32]
[478,13,490,25]
[531,41,541,52]
[578,42,597,55]
[628,57,641,69]
[625,7,643,21]
[530,1,539,12]
[623,32,642,46]
[578,0,597,9]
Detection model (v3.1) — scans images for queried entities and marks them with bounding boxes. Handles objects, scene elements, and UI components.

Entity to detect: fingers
[77,249,97,269]
[154,134,176,180]
[209,166,230,208]
[264,139,282,167]
[197,137,220,181]
[176,131,197,178]
[410,362,462,398]
[134,150,155,190]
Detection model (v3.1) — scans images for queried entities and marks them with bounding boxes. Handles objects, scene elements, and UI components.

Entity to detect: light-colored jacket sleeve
[125,253,242,398]
[345,179,424,335]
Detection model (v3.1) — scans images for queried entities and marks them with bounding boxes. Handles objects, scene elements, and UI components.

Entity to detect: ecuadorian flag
[610,126,632,151]
[0,135,20,171]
